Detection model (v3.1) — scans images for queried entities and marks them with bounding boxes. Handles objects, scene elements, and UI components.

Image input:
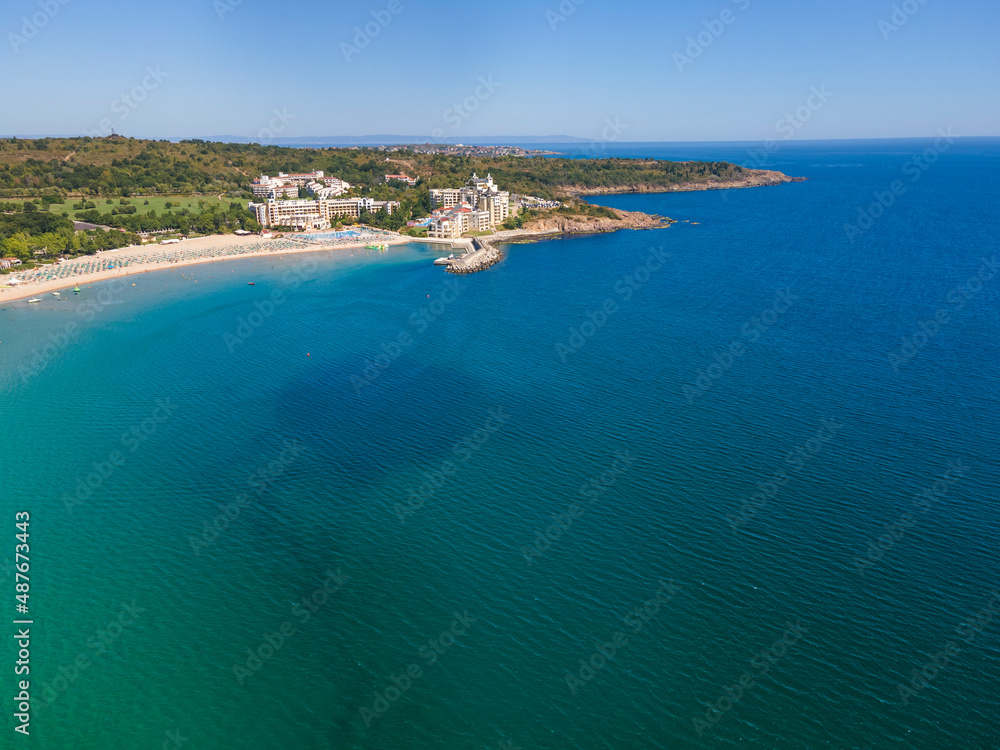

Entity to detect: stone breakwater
[446,243,503,274]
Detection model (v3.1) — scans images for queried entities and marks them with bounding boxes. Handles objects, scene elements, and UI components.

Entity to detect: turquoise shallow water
[1,140,999,749]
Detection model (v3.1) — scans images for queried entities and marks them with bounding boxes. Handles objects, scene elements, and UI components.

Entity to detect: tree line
[0,137,749,202]
[0,136,754,261]
[0,198,260,263]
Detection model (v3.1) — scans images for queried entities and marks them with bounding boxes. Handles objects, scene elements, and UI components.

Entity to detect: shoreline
[481,169,806,250]
[0,233,430,304]
[566,169,806,198]
[494,170,804,247]
[0,173,805,296]
[449,207,675,273]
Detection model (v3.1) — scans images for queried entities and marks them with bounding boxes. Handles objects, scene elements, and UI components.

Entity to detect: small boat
[74,287,81,294]
[248,282,255,286]
[52,292,60,296]
[28,298,41,303]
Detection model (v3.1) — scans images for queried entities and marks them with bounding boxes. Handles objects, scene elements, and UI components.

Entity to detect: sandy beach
[0,207,673,303]
[0,230,436,304]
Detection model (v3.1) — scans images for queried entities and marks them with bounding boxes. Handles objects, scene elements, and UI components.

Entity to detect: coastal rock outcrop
[515,207,672,236]
[569,169,805,197]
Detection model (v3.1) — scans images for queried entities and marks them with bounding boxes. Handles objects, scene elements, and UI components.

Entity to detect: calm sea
[1,139,998,749]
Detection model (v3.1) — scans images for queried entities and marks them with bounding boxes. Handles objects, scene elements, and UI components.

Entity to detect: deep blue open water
[1,139,999,748]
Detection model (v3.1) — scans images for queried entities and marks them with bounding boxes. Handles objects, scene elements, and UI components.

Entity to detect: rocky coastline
[440,169,804,273]
[566,169,805,198]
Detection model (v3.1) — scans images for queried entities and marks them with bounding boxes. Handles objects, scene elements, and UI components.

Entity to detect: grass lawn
[5,194,249,220]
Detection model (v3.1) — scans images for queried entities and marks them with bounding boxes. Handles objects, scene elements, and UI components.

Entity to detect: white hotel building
[250,176,299,200]
[251,172,352,201]
[307,179,352,200]
[250,197,400,231]
[428,173,510,239]
[427,204,492,240]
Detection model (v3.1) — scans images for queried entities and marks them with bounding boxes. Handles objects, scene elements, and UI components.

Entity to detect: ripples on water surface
[1,140,999,748]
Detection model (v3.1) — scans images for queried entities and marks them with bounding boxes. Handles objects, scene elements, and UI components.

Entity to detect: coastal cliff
[515,207,672,236]
[458,171,807,271]
[568,169,804,197]
[445,207,671,273]
[486,168,803,247]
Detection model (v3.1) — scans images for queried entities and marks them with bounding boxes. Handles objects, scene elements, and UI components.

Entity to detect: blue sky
[1,0,997,141]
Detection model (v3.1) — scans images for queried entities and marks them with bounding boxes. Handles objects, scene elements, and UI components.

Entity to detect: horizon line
[3,134,999,145]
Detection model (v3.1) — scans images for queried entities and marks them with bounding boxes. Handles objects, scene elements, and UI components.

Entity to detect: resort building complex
[427,205,492,239]
[307,179,352,200]
[250,197,400,231]
[428,173,511,239]
[250,178,298,200]
[250,172,352,201]
[248,170,508,237]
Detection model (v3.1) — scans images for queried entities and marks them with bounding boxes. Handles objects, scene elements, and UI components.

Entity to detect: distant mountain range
[200,135,591,146]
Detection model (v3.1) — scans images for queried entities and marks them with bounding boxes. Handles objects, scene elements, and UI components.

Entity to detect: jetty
[444,238,503,275]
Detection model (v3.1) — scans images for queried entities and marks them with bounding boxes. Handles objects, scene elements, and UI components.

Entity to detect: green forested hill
[0,136,750,200]
[0,136,767,263]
